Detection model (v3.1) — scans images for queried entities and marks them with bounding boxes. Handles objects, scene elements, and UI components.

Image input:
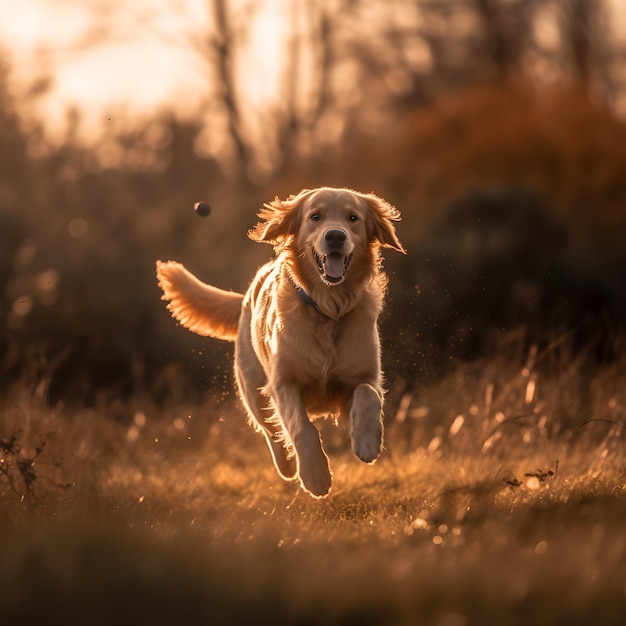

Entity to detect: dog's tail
[156,260,243,341]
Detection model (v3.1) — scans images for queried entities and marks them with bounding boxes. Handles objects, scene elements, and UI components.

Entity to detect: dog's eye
[310,213,321,221]
[349,214,358,222]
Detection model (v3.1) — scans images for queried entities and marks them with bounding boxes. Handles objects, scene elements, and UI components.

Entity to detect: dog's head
[249,187,405,287]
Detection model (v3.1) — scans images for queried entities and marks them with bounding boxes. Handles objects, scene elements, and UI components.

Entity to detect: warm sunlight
[4,0,626,145]
[2,0,288,141]
[2,2,626,624]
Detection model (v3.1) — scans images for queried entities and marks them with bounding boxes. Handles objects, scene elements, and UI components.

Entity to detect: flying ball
[194,201,211,217]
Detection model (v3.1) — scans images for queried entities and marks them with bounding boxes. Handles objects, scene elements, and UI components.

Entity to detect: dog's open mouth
[313,250,353,285]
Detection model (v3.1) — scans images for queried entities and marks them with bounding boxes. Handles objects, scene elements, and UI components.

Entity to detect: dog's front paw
[352,422,382,463]
[351,383,383,463]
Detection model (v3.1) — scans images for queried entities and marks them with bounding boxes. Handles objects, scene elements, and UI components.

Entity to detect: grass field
[1,343,625,625]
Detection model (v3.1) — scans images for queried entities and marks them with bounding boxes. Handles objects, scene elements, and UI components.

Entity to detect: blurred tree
[198,0,253,181]
[33,0,621,183]
[186,0,358,181]
[218,0,626,180]
[557,0,616,99]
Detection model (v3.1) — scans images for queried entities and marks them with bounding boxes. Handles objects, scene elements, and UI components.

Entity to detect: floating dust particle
[449,415,465,436]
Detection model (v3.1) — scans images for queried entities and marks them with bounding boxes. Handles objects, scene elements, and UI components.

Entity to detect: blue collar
[296,285,317,308]
[289,276,322,314]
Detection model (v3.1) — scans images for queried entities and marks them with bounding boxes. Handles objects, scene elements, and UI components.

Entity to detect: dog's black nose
[324,229,347,247]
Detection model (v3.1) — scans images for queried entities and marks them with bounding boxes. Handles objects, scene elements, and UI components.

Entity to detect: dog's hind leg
[234,330,297,481]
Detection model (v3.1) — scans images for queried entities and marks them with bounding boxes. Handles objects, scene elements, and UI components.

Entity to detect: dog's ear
[363,193,407,254]
[248,190,311,247]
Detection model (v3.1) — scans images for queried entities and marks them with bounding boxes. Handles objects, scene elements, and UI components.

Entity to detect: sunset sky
[2,0,286,140]
[2,0,625,143]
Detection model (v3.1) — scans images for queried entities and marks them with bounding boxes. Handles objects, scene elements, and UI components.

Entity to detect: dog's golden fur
[156,187,404,497]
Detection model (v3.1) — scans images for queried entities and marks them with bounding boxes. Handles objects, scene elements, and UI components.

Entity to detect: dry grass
[1,345,625,625]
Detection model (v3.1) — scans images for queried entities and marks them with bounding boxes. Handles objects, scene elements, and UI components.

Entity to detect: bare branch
[209,0,252,180]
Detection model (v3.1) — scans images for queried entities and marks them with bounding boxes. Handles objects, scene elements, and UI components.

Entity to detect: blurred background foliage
[1,0,626,407]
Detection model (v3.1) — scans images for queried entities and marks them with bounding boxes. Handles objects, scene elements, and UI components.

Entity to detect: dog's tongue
[324,253,345,278]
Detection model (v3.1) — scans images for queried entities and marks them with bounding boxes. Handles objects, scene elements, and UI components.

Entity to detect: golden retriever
[156,187,405,497]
